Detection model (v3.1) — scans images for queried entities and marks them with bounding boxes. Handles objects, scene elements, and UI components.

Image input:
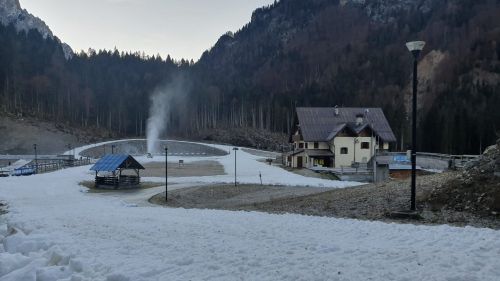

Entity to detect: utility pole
[233,147,239,186]
[365,110,377,183]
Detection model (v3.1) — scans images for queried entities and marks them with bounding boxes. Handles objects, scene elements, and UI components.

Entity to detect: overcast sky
[21,0,275,61]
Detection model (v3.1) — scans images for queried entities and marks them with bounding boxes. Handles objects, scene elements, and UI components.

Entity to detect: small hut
[90,154,145,188]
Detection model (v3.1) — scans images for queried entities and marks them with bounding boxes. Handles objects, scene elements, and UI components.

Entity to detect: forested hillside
[190,0,500,154]
[0,22,184,136]
[1,0,500,154]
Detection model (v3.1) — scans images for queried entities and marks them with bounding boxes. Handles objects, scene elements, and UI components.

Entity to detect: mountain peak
[0,0,73,58]
[0,0,21,11]
[0,0,52,37]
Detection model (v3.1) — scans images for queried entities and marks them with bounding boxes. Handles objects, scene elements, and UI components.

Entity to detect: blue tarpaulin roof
[90,154,144,172]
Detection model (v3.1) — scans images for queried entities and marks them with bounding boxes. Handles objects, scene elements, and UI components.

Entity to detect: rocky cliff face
[343,0,436,23]
[0,0,72,58]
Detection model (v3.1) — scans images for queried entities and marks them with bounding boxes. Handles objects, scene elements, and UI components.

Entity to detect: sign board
[393,155,409,163]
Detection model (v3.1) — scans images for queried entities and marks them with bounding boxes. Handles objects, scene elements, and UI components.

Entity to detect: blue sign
[393,155,409,162]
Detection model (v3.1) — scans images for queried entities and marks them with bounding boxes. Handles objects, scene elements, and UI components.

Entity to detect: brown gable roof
[295,107,397,143]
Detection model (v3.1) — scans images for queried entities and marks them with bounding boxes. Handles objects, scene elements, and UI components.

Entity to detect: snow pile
[0,140,499,280]
[426,138,500,216]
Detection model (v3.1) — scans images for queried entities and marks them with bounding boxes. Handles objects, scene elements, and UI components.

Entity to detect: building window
[299,143,304,149]
[314,142,319,149]
[305,143,309,149]
[361,142,370,149]
[340,147,348,154]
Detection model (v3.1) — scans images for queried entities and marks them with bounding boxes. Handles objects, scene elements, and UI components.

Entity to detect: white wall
[293,141,330,150]
[308,142,330,149]
[290,134,387,168]
[332,137,377,167]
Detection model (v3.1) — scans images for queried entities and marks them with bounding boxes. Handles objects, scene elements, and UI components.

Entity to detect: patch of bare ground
[141,161,225,177]
[248,172,500,229]
[79,181,163,193]
[149,184,330,210]
[150,172,500,229]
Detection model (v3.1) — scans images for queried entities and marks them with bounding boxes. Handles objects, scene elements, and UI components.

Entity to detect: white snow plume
[146,76,187,154]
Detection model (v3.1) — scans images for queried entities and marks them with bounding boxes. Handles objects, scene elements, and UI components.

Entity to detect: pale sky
[21,0,275,61]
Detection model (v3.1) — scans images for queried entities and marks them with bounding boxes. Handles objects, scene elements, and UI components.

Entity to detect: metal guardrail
[377,151,479,169]
[377,151,479,160]
[310,166,371,175]
[0,155,75,160]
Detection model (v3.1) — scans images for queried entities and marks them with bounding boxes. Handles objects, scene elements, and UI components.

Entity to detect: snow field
[137,141,361,188]
[0,140,499,280]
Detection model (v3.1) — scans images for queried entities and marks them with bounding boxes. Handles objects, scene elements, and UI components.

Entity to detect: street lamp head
[406,41,425,58]
[232,147,239,151]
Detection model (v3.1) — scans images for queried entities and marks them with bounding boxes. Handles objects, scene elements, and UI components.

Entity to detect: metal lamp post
[233,147,239,186]
[165,146,168,201]
[406,40,425,211]
[33,144,38,174]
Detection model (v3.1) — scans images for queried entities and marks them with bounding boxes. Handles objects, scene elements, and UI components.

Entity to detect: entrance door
[297,156,303,168]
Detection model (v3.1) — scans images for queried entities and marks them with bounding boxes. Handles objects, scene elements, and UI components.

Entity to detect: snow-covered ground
[0,140,499,280]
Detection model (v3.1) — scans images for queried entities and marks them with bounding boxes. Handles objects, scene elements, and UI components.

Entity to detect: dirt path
[149,184,330,210]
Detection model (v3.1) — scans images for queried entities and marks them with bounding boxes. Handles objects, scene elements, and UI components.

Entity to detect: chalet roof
[90,154,145,172]
[295,107,397,143]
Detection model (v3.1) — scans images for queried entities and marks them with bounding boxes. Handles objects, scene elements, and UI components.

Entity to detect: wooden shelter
[90,154,145,188]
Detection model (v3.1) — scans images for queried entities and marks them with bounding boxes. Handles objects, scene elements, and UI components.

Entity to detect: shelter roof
[90,154,144,172]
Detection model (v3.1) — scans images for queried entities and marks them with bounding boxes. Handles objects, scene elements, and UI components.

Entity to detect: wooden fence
[95,175,140,187]
[32,158,93,174]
